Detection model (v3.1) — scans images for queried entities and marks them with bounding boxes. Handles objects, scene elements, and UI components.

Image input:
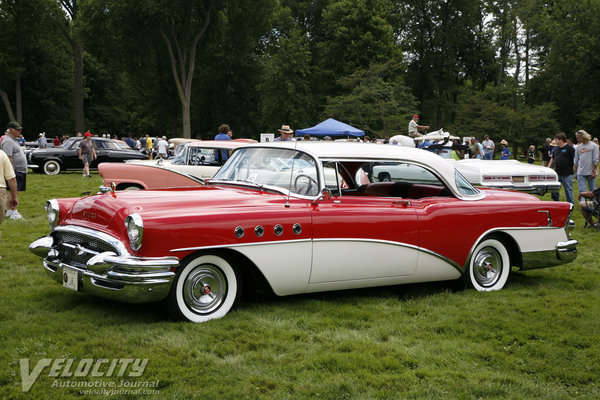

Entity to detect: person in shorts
[78,131,96,177]
[1,121,26,219]
[0,148,19,255]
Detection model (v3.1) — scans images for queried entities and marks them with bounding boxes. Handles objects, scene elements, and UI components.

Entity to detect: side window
[352,162,449,199]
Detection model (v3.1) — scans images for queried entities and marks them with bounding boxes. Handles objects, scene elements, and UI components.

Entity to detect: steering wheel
[190,155,204,165]
[294,174,318,196]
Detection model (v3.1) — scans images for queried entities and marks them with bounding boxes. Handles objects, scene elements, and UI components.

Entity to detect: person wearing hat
[1,122,27,219]
[499,139,511,160]
[274,125,294,141]
[408,115,429,138]
[78,131,96,177]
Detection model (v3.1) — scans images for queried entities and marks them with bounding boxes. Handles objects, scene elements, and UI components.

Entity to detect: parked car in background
[391,132,560,194]
[30,142,577,323]
[99,140,245,190]
[28,136,148,175]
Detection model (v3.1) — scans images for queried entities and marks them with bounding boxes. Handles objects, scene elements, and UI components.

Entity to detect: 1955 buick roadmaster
[30,142,578,322]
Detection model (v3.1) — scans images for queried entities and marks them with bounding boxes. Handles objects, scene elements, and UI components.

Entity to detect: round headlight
[45,199,59,229]
[124,213,143,251]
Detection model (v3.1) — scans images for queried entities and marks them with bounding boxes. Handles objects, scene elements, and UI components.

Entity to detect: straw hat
[278,125,294,134]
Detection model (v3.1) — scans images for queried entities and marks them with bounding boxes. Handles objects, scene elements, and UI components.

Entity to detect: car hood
[65,185,287,231]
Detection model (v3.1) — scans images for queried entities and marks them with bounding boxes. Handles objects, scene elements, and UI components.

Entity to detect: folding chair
[582,198,600,230]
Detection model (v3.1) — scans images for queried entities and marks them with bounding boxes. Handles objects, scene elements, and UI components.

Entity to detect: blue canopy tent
[295,118,365,138]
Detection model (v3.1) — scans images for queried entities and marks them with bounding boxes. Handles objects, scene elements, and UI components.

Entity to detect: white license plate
[62,267,79,291]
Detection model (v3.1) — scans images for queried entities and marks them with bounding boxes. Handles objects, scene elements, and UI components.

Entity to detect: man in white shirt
[482,135,495,160]
[157,136,169,159]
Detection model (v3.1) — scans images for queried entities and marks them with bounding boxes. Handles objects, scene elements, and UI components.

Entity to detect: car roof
[238,141,457,178]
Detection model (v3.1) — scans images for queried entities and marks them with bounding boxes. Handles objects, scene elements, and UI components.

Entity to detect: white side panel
[233,241,312,296]
[310,240,419,284]
[306,250,461,293]
[499,228,568,252]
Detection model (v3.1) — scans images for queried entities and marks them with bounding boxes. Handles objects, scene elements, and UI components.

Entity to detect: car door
[308,161,421,287]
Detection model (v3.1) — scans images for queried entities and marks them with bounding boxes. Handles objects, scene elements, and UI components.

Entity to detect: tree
[323,61,416,137]
[57,0,86,133]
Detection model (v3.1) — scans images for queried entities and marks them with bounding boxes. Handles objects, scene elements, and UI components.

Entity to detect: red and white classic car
[98,140,245,190]
[30,142,578,322]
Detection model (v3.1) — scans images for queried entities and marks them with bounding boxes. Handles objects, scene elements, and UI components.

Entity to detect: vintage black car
[28,136,148,175]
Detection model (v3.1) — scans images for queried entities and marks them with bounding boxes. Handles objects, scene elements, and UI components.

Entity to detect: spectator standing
[18,134,25,146]
[1,122,27,219]
[482,135,495,160]
[527,145,536,164]
[214,124,232,162]
[274,125,294,141]
[157,136,168,159]
[53,136,61,147]
[469,137,484,159]
[124,134,136,149]
[145,135,153,159]
[78,132,96,177]
[499,140,511,160]
[37,133,48,148]
[0,148,19,254]
[548,133,575,203]
[540,138,553,166]
[303,134,311,141]
[408,115,429,138]
[573,129,598,193]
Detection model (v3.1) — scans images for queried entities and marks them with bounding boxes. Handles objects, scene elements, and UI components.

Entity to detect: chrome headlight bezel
[125,213,144,251]
[45,199,59,229]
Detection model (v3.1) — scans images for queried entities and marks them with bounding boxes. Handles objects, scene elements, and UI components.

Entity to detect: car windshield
[213,147,320,196]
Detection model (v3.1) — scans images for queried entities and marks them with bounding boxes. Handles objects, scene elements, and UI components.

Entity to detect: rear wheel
[167,254,241,322]
[43,160,61,175]
[467,239,510,291]
[119,184,143,191]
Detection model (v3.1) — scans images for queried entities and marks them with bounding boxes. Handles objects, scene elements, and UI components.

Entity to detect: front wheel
[43,160,61,175]
[467,239,510,291]
[167,254,241,322]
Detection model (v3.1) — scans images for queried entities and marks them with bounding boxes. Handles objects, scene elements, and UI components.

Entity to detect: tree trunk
[73,41,85,134]
[0,89,16,122]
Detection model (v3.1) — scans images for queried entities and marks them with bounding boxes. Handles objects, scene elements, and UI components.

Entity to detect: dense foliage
[0,0,598,142]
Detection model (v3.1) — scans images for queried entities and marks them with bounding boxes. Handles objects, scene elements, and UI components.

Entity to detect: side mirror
[312,188,332,205]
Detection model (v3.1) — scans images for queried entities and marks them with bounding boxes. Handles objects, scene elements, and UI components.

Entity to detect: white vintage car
[388,132,560,194]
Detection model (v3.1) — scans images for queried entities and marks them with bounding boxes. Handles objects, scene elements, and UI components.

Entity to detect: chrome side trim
[170,238,313,253]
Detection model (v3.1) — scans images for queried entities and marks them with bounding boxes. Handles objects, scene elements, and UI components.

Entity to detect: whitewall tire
[467,239,510,291]
[43,160,61,175]
[168,254,240,322]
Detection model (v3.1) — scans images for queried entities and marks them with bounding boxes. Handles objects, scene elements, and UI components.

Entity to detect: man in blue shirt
[214,124,232,161]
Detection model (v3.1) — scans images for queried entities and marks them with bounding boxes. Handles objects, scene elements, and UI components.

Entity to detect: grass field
[1,171,598,399]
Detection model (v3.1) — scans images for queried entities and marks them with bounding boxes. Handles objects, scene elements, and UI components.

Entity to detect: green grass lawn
[1,172,598,399]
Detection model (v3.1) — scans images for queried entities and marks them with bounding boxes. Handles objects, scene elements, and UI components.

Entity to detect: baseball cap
[7,121,23,130]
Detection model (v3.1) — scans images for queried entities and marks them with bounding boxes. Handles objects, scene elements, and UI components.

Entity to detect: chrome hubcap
[183,265,227,315]
[473,247,502,287]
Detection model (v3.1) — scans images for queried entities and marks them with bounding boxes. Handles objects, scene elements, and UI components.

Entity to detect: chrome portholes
[274,224,283,236]
[254,225,264,237]
[293,223,302,235]
[233,223,302,238]
[234,226,245,238]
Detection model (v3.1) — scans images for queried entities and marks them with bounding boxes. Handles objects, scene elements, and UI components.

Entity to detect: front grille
[52,231,119,269]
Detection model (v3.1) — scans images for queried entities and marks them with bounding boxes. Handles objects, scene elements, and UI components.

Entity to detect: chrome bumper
[30,236,179,303]
[481,183,561,194]
[520,239,578,270]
